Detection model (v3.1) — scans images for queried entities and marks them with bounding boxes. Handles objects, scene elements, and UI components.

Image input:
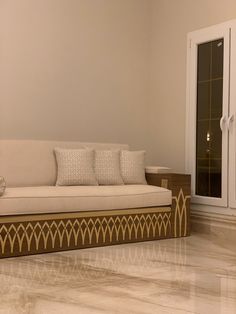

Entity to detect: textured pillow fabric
[0,177,6,196]
[54,148,98,186]
[120,150,147,185]
[95,150,124,185]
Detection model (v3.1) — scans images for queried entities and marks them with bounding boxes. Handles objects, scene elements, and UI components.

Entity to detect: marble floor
[0,234,235,314]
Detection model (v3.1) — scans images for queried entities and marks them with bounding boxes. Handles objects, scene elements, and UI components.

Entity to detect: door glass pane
[196,39,224,198]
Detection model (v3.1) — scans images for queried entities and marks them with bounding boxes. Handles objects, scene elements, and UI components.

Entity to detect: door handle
[227,114,234,130]
[220,116,226,131]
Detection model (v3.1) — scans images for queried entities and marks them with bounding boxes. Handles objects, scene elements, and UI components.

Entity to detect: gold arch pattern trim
[172,188,191,237]
[0,209,172,257]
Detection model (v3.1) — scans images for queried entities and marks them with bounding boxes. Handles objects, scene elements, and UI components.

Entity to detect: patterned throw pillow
[0,177,6,196]
[95,150,124,185]
[120,150,147,185]
[54,148,98,186]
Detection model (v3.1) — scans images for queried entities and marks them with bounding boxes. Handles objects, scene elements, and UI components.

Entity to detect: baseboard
[191,210,236,229]
[191,209,236,249]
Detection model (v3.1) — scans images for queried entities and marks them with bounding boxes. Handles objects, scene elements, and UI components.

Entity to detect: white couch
[0,140,178,259]
[0,140,171,216]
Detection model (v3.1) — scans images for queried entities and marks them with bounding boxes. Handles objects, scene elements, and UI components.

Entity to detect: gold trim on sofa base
[0,206,173,258]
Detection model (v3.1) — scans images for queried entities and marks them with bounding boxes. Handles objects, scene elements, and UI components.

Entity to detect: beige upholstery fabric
[0,140,129,187]
[120,150,147,184]
[55,148,98,186]
[0,185,172,216]
[95,150,124,185]
[0,177,6,196]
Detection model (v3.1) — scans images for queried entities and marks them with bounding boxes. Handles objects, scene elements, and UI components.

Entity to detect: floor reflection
[0,238,187,286]
[0,235,235,314]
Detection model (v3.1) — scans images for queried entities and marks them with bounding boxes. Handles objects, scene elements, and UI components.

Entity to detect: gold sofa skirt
[0,173,191,258]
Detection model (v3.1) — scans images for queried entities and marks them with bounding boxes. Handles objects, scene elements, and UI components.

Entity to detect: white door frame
[186,22,230,207]
[228,21,236,208]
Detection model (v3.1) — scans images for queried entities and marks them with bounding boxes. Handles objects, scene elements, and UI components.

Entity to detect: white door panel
[186,24,230,207]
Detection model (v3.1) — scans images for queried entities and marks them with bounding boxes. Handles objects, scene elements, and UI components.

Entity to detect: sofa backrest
[0,140,129,187]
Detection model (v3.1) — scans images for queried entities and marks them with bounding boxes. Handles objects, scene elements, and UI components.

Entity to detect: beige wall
[0,0,150,150]
[149,0,236,171]
[2,0,236,168]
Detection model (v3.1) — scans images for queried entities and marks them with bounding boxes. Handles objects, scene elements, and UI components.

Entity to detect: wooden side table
[146,173,191,237]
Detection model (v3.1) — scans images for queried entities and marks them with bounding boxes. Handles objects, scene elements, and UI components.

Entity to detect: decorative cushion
[95,150,124,185]
[0,177,6,196]
[54,148,98,186]
[120,150,147,185]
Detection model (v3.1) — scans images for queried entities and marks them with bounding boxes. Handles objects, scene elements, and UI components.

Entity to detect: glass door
[196,39,224,198]
[186,24,230,207]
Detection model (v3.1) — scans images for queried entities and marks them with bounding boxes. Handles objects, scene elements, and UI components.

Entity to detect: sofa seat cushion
[0,185,171,216]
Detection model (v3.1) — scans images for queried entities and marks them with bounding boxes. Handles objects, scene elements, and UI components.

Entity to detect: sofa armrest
[146,173,190,195]
[146,173,191,237]
[145,166,171,174]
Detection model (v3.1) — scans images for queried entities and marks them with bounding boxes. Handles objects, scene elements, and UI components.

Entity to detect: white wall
[149,0,236,171]
[0,0,150,151]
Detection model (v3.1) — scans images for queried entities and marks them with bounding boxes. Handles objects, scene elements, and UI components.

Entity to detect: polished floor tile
[0,234,235,314]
